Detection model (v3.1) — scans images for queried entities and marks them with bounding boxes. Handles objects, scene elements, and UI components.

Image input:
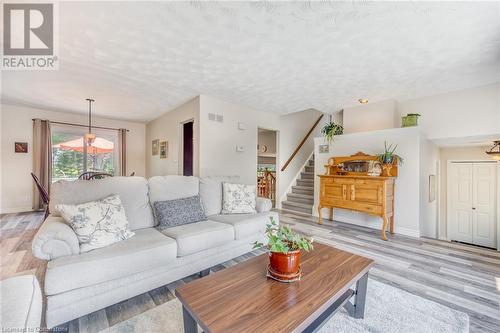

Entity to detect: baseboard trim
[0,207,34,214]
[326,214,420,238]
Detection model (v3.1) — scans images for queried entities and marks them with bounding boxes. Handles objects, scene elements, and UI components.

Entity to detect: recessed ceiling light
[358,99,369,104]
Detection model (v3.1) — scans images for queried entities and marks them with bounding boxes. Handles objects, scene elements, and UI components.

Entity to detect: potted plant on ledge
[321,121,343,143]
[253,218,313,282]
[377,141,403,177]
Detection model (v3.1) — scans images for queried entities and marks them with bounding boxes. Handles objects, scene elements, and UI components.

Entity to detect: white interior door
[449,162,497,248]
[472,163,497,248]
[449,163,474,243]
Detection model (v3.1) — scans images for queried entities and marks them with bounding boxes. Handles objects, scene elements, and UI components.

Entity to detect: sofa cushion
[0,275,42,331]
[50,177,154,231]
[208,213,270,240]
[199,176,240,216]
[56,194,135,253]
[148,176,199,203]
[159,221,234,257]
[45,228,177,295]
[154,195,207,229]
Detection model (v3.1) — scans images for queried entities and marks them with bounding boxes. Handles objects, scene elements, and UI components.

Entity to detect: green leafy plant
[377,141,404,165]
[253,217,313,253]
[321,121,343,143]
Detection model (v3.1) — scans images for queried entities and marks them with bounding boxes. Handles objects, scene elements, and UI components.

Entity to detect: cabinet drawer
[348,201,382,215]
[321,177,333,184]
[333,178,354,184]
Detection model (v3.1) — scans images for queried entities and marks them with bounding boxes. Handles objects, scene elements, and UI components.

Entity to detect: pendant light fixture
[84,98,96,145]
[485,140,500,161]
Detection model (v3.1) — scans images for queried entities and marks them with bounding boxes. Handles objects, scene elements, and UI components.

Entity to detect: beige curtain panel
[32,119,52,210]
[118,128,127,176]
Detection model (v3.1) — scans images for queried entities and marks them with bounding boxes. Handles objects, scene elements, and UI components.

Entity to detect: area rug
[99,279,468,333]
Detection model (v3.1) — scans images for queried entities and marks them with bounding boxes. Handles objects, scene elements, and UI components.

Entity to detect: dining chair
[78,172,113,180]
[30,172,50,220]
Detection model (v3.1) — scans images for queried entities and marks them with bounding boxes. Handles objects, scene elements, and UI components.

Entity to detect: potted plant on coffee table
[377,141,403,176]
[253,218,313,282]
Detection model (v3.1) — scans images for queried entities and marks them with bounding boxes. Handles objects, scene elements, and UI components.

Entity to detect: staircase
[281,155,315,215]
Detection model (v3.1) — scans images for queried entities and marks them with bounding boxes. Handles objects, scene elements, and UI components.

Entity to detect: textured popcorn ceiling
[2,1,499,122]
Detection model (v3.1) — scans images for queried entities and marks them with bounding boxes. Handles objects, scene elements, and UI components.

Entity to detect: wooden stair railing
[281,114,324,172]
[258,170,276,203]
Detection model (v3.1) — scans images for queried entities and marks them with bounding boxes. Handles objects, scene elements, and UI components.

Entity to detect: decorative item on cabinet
[376,142,403,177]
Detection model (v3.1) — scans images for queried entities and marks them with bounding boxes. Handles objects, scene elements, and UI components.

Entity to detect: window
[51,124,119,182]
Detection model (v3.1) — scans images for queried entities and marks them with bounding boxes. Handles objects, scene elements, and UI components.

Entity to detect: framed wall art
[152,139,159,156]
[160,141,168,159]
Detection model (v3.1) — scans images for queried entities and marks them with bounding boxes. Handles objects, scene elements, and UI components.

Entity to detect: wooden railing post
[281,114,324,172]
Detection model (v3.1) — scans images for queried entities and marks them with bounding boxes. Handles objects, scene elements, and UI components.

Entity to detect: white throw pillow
[221,182,257,214]
[199,176,240,216]
[55,194,135,252]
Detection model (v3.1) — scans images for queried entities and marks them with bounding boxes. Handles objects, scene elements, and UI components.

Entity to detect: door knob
[472,207,476,210]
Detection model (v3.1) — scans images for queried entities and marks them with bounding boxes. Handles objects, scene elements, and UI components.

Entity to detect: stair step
[305,166,314,173]
[301,172,314,180]
[287,193,314,205]
[280,208,313,217]
[308,160,315,167]
[292,185,313,195]
[281,201,313,214]
[297,179,313,187]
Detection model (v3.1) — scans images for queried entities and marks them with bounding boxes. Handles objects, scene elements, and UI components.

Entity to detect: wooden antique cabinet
[318,153,397,241]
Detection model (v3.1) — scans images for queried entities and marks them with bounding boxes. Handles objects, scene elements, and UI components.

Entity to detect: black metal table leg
[182,305,198,333]
[345,272,368,319]
[199,268,210,278]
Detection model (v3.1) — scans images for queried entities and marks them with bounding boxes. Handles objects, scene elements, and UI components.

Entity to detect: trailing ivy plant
[253,217,313,253]
[321,121,343,143]
[376,141,404,165]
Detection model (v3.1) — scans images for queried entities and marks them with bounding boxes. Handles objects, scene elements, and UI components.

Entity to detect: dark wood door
[183,121,193,176]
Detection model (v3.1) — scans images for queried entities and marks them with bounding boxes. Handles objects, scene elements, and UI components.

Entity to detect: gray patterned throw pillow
[154,195,207,229]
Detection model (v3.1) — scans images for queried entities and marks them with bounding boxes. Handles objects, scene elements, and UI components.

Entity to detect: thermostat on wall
[236,145,245,152]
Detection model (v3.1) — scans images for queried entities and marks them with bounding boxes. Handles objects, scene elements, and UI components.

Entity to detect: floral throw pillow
[55,194,135,252]
[221,182,257,214]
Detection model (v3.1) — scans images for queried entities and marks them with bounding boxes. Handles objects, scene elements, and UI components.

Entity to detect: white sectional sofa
[32,176,276,328]
[0,275,42,331]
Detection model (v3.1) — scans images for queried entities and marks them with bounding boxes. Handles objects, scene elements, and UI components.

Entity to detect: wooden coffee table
[175,243,374,333]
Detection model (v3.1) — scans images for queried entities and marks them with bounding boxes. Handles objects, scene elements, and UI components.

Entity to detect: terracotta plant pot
[269,250,301,275]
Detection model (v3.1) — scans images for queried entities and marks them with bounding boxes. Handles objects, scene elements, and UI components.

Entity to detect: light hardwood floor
[1,210,499,333]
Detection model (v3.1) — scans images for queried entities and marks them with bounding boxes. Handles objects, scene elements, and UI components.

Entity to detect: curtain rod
[32,119,130,132]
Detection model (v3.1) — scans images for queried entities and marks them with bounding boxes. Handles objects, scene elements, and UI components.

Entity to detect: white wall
[258,131,277,154]
[276,108,324,204]
[146,97,200,177]
[342,99,397,134]
[340,84,499,140]
[438,145,496,239]
[419,136,440,238]
[0,104,146,214]
[398,83,500,140]
[198,95,323,205]
[313,127,422,238]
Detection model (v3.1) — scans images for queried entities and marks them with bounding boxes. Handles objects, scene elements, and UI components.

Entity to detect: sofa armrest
[256,197,273,213]
[32,216,79,260]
